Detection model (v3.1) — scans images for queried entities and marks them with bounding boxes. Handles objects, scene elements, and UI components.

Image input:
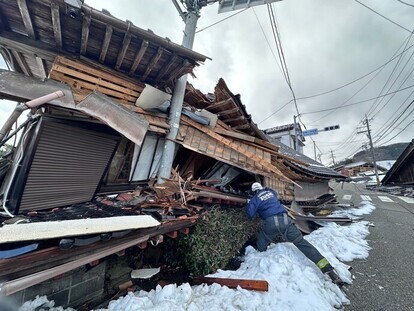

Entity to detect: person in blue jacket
[246,182,344,286]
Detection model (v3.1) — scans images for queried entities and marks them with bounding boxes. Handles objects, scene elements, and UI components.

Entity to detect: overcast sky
[1,0,414,165]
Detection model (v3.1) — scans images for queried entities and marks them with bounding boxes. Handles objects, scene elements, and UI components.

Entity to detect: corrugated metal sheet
[15,118,120,212]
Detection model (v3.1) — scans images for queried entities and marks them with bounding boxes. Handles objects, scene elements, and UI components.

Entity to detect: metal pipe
[0,104,26,142]
[25,90,64,108]
[0,234,150,296]
[0,91,65,142]
[158,9,199,183]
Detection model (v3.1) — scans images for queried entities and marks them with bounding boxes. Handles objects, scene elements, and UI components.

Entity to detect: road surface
[332,182,414,310]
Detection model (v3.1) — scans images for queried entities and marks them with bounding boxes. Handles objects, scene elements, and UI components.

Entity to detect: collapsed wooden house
[0,0,347,306]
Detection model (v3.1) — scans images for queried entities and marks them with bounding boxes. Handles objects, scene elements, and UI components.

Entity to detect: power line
[397,0,414,8]
[252,8,285,79]
[354,0,413,34]
[374,99,414,144]
[258,100,292,125]
[301,83,414,115]
[295,41,414,101]
[267,3,300,118]
[378,117,414,146]
[366,32,414,117]
[195,8,248,33]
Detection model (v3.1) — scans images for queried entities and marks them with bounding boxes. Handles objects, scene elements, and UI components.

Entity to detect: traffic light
[323,125,340,132]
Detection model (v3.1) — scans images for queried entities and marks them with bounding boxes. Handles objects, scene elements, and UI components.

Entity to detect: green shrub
[177,207,260,276]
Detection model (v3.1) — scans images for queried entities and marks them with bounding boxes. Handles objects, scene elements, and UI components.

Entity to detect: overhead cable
[397,0,414,8]
[295,41,414,101]
[301,83,414,115]
[354,0,413,34]
[195,8,248,33]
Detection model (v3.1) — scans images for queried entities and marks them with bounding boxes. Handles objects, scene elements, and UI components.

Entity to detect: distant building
[263,123,305,153]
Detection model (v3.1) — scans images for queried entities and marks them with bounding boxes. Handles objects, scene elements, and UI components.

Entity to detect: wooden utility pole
[330,150,336,166]
[364,115,380,185]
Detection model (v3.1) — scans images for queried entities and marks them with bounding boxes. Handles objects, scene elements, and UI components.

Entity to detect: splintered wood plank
[50,3,62,49]
[214,127,255,143]
[155,53,177,83]
[164,59,186,84]
[148,125,167,134]
[99,25,113,63]
[17,0,35,39]
[192,277,268,292]
[130,40,149,74]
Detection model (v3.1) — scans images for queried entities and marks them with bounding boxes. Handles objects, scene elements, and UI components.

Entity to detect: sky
[17,201,376,311]
[1,0,414,165]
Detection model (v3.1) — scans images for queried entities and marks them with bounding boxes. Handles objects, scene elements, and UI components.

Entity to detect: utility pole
[313,141,317,161]
[293,115,299,152]
[158,1,202,184]
[363,115,380,185]
[330,150,336,166]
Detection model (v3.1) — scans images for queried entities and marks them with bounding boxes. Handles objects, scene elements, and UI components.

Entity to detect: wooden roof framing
[0,0,207,87]
[184,79,267,139]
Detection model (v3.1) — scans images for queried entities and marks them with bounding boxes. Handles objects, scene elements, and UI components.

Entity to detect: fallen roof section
[185,78,267,140]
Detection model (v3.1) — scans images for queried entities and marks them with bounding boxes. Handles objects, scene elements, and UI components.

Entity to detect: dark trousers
[256,213,332,272]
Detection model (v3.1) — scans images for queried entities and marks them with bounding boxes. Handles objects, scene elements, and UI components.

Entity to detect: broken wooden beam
[192,276,269,292]
[192,190,247,204]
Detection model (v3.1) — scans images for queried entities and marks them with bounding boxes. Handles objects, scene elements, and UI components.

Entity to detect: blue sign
[302,128,319,136]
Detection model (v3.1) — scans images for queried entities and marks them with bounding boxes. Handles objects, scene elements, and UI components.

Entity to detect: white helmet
[251,182,263,192]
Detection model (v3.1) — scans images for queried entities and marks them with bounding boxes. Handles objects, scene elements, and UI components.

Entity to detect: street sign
[218,0,282,13]
[302,128,318,137]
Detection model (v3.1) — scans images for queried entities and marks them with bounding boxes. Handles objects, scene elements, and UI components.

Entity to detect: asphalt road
[331,182,414,310]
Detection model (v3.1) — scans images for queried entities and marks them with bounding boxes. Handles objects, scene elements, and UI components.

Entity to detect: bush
[177,207,260,276]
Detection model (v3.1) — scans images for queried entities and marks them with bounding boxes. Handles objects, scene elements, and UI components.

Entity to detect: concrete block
[69,278,104,305]
[72,262,105,285]
[47,289,70,307]
[23,274,71,302]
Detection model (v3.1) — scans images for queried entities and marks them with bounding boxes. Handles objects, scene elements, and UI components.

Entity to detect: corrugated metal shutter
[17,119,120,212]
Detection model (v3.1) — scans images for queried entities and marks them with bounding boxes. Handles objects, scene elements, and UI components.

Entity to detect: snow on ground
[18,202,376,311]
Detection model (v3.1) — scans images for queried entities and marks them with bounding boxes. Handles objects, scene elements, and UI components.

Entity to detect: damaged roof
[0,0,208,87]
[268,137,346,180]
[382,139,414,185]
[184,78,268,140]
